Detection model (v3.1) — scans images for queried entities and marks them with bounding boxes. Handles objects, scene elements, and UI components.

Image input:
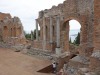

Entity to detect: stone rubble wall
[0,12,26,45]
[33,0,100,75]
[36,0,94,54]
[32,40,56,51]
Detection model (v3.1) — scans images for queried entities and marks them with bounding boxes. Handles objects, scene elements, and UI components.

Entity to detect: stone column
[56,16,61,54]
[43,17,46,50]
[36,19,39,41]
[50,16,53,43]
[31,30,34,40]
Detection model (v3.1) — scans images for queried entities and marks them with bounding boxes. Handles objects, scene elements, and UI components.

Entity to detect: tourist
[52,61,57,73]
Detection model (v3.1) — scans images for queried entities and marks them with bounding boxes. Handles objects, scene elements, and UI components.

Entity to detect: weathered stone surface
[27,48,53,59]
[34,0,94,55]
[91,50,100,59]
[0,12,26,45]
[12,44,25,52]
[31,0,100,75]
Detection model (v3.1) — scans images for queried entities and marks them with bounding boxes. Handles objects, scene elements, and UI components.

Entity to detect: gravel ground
[0,48,54,75]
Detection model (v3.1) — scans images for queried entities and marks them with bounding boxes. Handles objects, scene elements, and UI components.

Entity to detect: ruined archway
[17,27,22,36]
[3,26,8,38]
[38,24,40,40]
[13,27,16,37]
[61,19,82,52]
[45,26,48,40]
[11,28,13,37]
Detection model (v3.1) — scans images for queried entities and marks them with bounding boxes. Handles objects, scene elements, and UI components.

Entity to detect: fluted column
[50,16,53,43]
[56,16,60,48]
[36,19,39,40]
[43,17,46,50]
[31,30,34,40]
[55,16,61,54]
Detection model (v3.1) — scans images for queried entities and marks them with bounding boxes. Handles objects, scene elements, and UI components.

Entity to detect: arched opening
[53,25,55,37]
[13,27,16,37]
[61,19,81,52]
[11,28,13,37]
[38,24,40,39]
[69,20,81,46]
[4,26,8,38]
[17,27,22,36]
[45,26,48,40]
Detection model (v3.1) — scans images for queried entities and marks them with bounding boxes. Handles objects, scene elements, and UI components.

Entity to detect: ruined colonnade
[35,15,61,54]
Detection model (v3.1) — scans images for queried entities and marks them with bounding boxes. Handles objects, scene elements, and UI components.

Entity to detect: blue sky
[0,0,81,33]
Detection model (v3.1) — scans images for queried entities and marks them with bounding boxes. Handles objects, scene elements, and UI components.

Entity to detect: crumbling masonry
[0,12,26,45]
[33,0,100,74]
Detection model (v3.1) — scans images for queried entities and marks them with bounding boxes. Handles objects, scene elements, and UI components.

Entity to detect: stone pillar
[36,19,39,40]
[50,16,53,43]
[56,16,61,54]
[31,31,34,40]
[43,17,46,50]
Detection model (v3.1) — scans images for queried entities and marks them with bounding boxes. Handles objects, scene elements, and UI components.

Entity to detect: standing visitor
[52,61,57,73]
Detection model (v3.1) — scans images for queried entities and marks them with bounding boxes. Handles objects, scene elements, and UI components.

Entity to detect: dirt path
[0,48,54,75]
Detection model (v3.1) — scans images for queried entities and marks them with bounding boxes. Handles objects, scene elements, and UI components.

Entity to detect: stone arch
[13,27,16,37]
[11,28,13,37]
[45,26,48,40]
[61,18,84,52]
[38,23,40,39]
[3,26,8,38]
[17,27,22,36]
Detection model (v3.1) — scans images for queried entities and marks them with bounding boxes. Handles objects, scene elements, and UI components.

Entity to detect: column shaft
[50,17,53,43]
[56,16,60,48]
[36,20,39,40]
[43,17,46,50]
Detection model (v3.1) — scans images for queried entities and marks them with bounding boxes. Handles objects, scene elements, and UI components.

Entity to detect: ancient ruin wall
[0,13,26,45]
[35,0,94,54]
[0,12,11,20]
[89,0,100,74]
[93,0,100,50]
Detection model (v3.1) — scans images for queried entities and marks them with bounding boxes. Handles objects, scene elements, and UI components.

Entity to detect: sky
[0,0,81,33]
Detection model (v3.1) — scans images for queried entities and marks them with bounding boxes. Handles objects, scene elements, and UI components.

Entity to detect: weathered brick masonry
[0,12,26,45]
[33,0,100,74]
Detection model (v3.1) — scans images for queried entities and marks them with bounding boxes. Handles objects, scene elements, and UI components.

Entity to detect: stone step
[27,48,53,59]
[66,55,90,75]
[76,68,89,75]
[84,72,96,75]
[69,55,89,67]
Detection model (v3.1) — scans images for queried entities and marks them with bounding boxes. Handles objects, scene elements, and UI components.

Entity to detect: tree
[74,32,80,46]
[24,31,31,40]
[69,37,72,44]
[33,29,36,39]
[25,33,31,39]
[33,29,40,40]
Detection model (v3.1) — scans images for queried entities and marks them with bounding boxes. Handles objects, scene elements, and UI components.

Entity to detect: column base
[55,48,61,55]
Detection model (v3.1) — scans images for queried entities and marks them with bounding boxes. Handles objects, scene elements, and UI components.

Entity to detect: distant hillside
[69,29,80,42]
[25,29,80,42]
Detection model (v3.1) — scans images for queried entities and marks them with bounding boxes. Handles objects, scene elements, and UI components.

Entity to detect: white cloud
[1,0,79,32]
[69,20,81,30]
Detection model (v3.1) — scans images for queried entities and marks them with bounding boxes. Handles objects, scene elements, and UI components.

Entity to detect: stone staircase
[0,42,11,48]
[27,48,53,59]
[65,55,90,75]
